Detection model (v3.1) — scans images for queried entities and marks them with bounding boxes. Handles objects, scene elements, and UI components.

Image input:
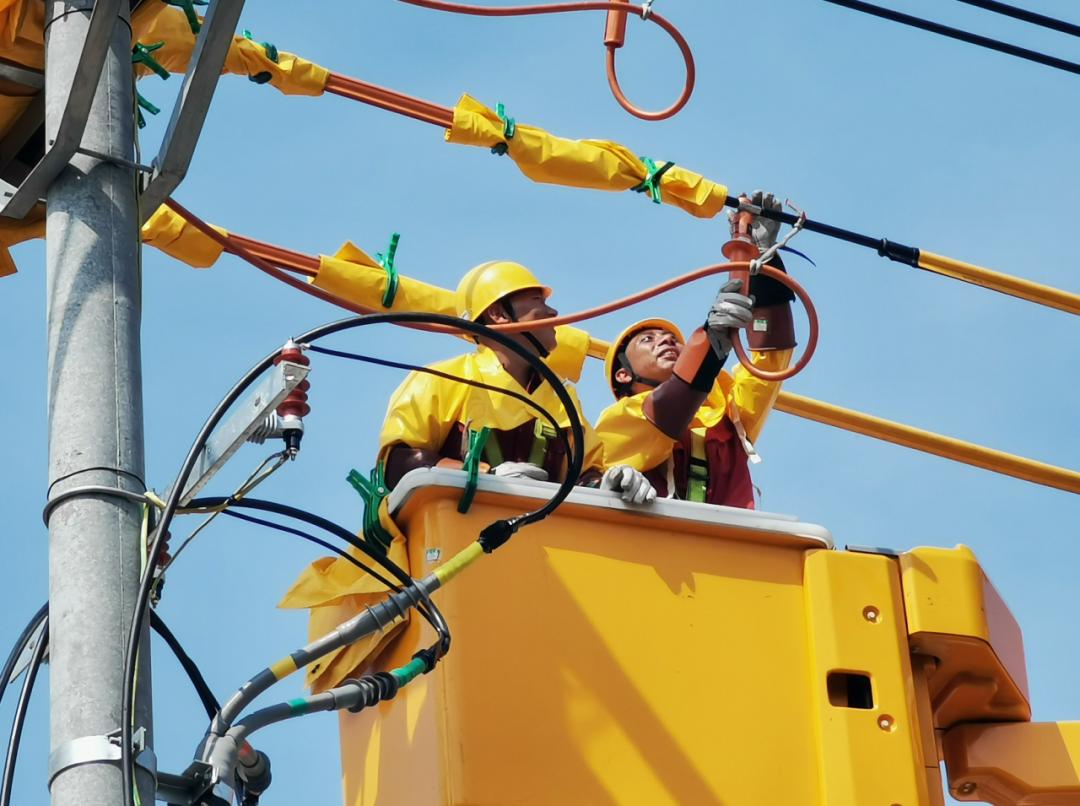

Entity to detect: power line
[952,0,1080,38]
[822,0,1080,76]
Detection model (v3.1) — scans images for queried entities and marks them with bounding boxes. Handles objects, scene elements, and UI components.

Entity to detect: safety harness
[457,420,560,512]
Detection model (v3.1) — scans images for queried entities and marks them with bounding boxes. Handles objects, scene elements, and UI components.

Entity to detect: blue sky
[2,1,1078,803]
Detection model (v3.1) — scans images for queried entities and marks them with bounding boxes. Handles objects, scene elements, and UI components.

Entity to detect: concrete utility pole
[44,2,153,805]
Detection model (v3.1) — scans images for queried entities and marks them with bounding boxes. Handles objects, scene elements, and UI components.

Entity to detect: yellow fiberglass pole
[918,250,1080,316]
[773,392,1080,494]
[588,338,1079,494]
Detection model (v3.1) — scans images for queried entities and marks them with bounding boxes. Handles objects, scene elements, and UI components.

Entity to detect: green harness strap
[528,420,558,467]
[458,427,491,514]
[461,421,560,513]
[687,430,708,503]
[346,464,394,555]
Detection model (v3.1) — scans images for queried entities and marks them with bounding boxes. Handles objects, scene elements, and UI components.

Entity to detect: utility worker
[381,260,656,503]
[596,192,795,508]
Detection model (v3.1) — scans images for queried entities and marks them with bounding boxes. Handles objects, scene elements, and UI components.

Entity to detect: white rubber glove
[727,189,782,253]
[600,465,658,504]
[491,461,549,481]
[706,279,754,356]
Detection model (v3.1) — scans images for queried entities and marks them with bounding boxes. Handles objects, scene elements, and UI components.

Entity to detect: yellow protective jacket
[379,346,606,481]
[596,349,792,506]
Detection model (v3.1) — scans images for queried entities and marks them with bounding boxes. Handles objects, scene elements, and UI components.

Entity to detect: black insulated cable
[951,0,1080,38]
[822,0,1080,76]
[150,611,221,719]
[0,617,47,806]
[201,499,451,645]
[0,604,47,712]
[0,605,224,806]
[305,344,572,462]
[123,310,586,806]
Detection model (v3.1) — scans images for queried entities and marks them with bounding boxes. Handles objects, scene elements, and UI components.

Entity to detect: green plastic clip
[243,29,279,63]
[457,427,491,514]
[135,91,161,129]
[630,157,675,205]
[490,102,516,156]
[163,0,207,34]
[132,41,170,80]
[375,233,401,308]
[347,465,394,555]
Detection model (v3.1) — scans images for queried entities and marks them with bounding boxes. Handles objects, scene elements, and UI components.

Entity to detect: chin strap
[616,352,660,390]
[501,299,551,358]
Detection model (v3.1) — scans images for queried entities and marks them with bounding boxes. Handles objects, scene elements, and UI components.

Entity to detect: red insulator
[274,344,311,419]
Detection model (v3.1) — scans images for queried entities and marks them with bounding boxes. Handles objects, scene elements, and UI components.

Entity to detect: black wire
[0,605,222,805]
[0,618,47,806]
[189,497,448,643]
[216,508,409,594]
[0,604,47,713]
[218,509,447,660]
[952,0,1080,38]
[149,611,220,719]
[822,0,1080,76]
[306,344,573,463]
[123,310,586,806]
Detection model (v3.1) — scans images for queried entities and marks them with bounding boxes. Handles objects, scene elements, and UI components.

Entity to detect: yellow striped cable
[269,655,299,681]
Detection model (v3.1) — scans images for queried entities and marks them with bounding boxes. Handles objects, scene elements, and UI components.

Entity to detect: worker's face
[616,328,682,388]
[490,288,559,353]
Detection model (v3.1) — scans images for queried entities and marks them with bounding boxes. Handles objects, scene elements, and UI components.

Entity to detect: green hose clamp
[630,157,675,205]
[132,41,170,80]
[163,0,207,34]
[490,102,516,156]
[457,427,491,514]
[243,28,278,83]
[135,91,161,129]
[242,29,279,63]
[347,464,394,555]
[375,233,401,308]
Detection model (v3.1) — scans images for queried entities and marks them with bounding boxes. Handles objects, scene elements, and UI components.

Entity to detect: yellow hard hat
[604,317,685,398]
[456,260,551,321]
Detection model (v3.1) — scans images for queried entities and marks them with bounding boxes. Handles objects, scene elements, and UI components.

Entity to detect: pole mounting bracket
[47,727,157,790]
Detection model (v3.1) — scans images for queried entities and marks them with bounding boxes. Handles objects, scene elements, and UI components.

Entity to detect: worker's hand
[600,465,658,504]
[706,279,754,356]
[491,461,549,482]
[729,189,782,253]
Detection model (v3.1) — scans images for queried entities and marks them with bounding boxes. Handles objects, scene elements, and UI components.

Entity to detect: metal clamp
[42,484,148,526]
[48,727,157,789]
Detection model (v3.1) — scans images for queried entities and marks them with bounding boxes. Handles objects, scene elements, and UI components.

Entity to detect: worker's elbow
[385,444,440,489]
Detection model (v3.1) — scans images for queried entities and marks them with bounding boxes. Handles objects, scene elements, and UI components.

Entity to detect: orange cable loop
[397,0,695,121]
[164,201,818,381]
[324,73,455,128]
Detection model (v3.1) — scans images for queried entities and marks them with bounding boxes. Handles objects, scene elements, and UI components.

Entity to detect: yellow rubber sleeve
[433,542,484,586]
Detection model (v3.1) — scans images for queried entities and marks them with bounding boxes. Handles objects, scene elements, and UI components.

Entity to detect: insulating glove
[727,189,781,253]
[600,465,658,504]
[491,462,549,481]
[706,279,754,356]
